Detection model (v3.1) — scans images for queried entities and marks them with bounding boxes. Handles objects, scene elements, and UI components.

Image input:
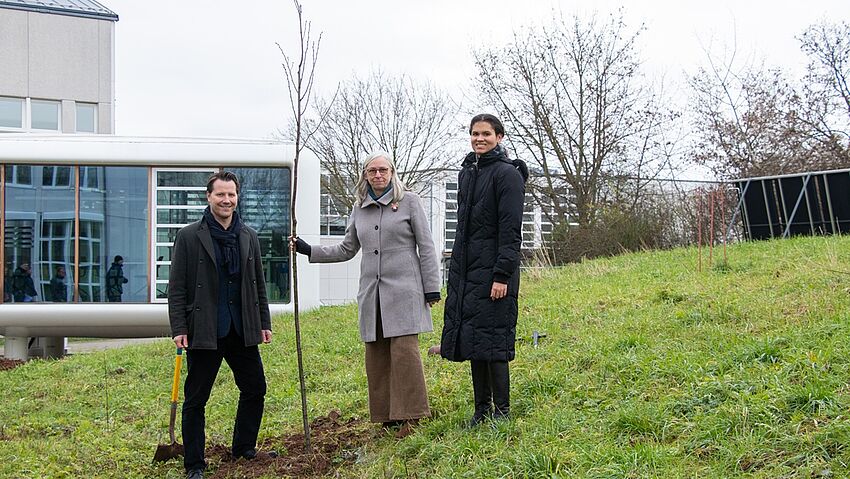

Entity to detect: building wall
[0,8,114,133]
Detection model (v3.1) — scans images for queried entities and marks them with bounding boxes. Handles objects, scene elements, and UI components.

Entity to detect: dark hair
[114,255,123,263]
[469,113,505,136]
[206,171,241,194]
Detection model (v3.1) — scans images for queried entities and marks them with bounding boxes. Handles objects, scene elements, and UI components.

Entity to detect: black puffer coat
[441,145,528,362]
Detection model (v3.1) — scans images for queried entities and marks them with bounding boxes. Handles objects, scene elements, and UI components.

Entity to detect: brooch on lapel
[391,202,399,212]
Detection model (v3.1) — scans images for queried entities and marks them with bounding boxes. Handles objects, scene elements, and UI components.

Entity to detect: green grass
[3,235,850,478]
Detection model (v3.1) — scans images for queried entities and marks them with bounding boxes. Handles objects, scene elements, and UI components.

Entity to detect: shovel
[153,347,185,462]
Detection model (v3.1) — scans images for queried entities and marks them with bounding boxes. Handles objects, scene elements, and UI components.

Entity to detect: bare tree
[473,11,675,229]
[689,48,807,179]
[690,22,850,180]
[303,70,461,212]
[278,0,323,452]
[797,20,850,164]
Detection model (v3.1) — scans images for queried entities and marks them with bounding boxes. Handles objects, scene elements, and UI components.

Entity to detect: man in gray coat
[168,171,273,479]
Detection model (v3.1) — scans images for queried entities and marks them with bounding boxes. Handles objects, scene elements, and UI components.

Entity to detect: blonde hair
[354,150,406,205]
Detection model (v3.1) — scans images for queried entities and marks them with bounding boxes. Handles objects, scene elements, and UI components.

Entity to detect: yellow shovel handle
[170,348,183,403]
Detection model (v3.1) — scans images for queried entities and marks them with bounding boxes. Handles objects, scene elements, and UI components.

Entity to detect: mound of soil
[0,358,25,371]
[208,410,373,479]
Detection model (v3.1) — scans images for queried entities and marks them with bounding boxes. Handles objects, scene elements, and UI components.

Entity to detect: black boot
[490,361,510,420]
[469,360,492,427]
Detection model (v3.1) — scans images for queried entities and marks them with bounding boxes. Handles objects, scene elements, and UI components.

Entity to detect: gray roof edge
[0,2,118,21]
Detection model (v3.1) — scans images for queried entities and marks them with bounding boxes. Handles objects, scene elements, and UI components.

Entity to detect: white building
[0,0,117,134]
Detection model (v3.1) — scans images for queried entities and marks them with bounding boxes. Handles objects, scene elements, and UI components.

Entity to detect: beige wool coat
[309,191,441,342]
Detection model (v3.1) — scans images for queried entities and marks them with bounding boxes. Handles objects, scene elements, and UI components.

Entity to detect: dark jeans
[182,330,267,472]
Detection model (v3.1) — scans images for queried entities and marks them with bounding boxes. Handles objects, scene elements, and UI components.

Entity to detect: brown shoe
[394,419,419,439]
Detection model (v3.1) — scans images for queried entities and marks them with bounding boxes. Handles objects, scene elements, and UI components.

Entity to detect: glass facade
[3,165,292,304]
[230,167,292,303]
[4,165,76,303]
[78,167,148,302]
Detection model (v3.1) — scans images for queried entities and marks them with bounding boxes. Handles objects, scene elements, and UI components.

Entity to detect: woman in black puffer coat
[441,114,528,426]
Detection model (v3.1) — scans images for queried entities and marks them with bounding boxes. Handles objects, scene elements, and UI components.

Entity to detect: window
[152,168,214,300]
[5,165,33,186]
[0,97,23,129]
[79,167,149,302]
[31,100,60,131]
[76,103,97,133]
[319,175,351,236]
[229,167,292,303]
[4,166,76,303]
[42,166,73,187]
[80,166,102,190]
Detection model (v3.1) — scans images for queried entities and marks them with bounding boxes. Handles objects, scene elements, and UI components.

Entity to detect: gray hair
[354,150,407,205]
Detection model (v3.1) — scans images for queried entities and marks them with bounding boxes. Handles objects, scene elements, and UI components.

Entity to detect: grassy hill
[2,235,850,478]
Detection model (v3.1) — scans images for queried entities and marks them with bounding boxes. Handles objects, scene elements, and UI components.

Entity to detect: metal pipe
[803,176,815,235]
[777,178,789,233]
[782,174,812,238]
[762,180,775,239]
[823,173,837,233]
[726,181,750,242]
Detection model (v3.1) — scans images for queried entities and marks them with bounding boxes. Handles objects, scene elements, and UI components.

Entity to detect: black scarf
[203,206,242,277]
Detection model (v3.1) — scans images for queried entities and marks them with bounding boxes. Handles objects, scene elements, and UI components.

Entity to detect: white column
[4,327,29,360]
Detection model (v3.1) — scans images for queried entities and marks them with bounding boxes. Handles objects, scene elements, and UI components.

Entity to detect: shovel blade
[153,442,184,462]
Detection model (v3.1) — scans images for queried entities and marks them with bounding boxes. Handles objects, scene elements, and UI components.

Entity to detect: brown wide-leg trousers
[364,296,431,423]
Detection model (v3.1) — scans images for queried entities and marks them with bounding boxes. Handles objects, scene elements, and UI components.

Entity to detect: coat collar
[360,193,393,208]
[196,221,251,268]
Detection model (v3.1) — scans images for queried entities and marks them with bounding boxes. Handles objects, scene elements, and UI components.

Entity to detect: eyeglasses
[366,167,391,176]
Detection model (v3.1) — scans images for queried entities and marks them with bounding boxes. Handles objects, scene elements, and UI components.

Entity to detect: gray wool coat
[309,191,441,342]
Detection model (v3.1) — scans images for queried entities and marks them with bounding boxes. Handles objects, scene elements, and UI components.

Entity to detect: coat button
[252,280,256,284]
[199,259,203,263]
[195,306,200,310]
[248,256,253,261]
[374,250,378,255]
[375,225,379,230]
[197,283,202,288]
[229,300,233,304]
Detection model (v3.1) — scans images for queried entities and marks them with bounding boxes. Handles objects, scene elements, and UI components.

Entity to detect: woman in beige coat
[291,151,441,437]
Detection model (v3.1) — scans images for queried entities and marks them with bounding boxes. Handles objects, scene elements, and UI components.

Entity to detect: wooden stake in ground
[697,188,703,273]
[279,0,324,453]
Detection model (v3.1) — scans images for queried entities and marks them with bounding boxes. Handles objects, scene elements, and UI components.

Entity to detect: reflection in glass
[157,171,212,187]
[4,165,76,303]
[157,190,207,206]
[157,208,204,225]
[79,167,148,302]
[156,227,181,243]
[230,167,291,303]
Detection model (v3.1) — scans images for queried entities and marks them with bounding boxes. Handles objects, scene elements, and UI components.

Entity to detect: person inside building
[105,255,128,302]
[440,113,528,426]
[291,150,441,439]
[169,171,275,479]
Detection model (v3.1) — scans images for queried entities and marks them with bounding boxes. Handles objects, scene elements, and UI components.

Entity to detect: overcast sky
[106,0,849,140]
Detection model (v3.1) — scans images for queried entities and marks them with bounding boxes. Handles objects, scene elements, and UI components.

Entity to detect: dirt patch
[0,358,25,371]
[208,410,373,479]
